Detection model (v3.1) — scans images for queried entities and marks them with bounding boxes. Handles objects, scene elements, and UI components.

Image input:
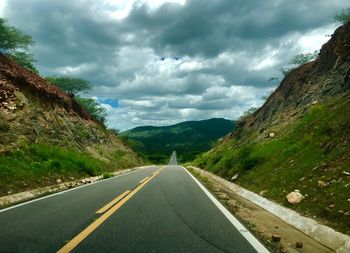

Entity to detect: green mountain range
[120,118,236,163]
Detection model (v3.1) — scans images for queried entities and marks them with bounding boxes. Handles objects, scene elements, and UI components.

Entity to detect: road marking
[181,166,270,253]
[0,166,154,213]
[96,190,131,214]
[138,176,150,184]
[57,170,161,253]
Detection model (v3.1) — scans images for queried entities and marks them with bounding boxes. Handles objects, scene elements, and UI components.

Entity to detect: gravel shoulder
[187,167,334,253]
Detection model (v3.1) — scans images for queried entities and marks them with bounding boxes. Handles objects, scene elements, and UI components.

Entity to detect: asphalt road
[0,158,269,253]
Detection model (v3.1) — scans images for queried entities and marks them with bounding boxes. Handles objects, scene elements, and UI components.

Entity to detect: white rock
[318,180,328,187]
[231,173,239,181]
[56,179,62,184]
[259,190,268,196]
[269,132,275,138]
[286,190,304,204]
[342,171,350,176]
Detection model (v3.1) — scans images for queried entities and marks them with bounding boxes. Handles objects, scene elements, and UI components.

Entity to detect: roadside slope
[0,55,143,196]
[193,21,350,234]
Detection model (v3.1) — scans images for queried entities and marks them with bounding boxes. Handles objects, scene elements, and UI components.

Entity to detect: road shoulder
[0,166,149,210]
[186,166,335,253]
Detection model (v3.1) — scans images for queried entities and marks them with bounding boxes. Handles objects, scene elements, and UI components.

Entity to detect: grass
[0,143,120,196]
[102,173,114,179]
[193,95,350,234]
[187,168,214,189]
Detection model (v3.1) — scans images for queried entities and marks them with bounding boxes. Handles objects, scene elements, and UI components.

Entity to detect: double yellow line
[57,168,163,253]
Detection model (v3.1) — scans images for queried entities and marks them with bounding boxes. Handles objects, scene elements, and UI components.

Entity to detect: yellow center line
[96,190,131,214]
[138,176,150,184]
[57,170,161,253]
[153,166,165,174]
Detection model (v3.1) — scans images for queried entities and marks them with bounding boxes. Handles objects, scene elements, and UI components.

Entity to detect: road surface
[0,155,269,253]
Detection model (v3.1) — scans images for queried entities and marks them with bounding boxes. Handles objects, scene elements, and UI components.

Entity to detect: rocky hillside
[0,55,142,196]
[121,118,236,163]
[193,21,350,234]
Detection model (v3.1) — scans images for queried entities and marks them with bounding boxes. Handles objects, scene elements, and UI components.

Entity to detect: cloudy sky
[0,0,348,130]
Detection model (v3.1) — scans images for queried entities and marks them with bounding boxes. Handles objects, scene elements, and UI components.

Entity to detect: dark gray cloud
[2,0,348,130]
[125,0,344,57]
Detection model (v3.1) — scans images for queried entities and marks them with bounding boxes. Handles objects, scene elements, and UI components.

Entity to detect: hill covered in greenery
[192,21,350,234]
[120,118,236,163]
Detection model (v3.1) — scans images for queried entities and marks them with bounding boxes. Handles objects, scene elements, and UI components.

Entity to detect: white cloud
[55,63,97,75]
[296,24,336,53]
[179,60,203,72]
[3,0,347,131]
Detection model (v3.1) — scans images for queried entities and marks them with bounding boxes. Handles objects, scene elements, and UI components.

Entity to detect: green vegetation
[108,128,120,135]
[0,142,140,196]
[121,118,236,164]
[102,172,114,179]
[290,51,318,65]
[75,97,107,124]
[194,95,350,233]
[279,51,318,76]
[10,51,38,73]
[45,76,91,96]
[0,143,104,194]
[45,76,107,125]
[187,168,213,189]
[334,8,350,24]
[0,18,33,54]
[0,18,38,72]
[0,17,142,198]
[240,107,258,119]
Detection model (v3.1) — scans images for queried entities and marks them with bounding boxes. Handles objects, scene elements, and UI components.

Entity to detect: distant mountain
[120,118,236,163]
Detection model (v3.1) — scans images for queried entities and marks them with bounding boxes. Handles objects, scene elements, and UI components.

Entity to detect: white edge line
[181,166,270,253]
[0,166,155,213]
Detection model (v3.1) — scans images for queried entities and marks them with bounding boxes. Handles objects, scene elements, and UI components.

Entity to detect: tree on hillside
[45,76,91,96]
[10,51,38,74]
[46,76,106,125]
[0,18,33,54]
[108,128,120,135]
[75,97,107,124]
[241,107,257,118]
[0,18,38,73]
[334,8,350,24]
[290,51,318,66]
[279,51,318,76]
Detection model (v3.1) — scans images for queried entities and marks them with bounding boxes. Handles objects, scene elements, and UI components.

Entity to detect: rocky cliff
[194,21,350,234]
[244,21,350,132]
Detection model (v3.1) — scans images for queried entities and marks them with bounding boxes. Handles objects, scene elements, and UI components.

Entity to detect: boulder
[272,234,281,242]
[295,241,303,248]
[56,178,62,184]
[286,190,304,204]
[318,180,328,187]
